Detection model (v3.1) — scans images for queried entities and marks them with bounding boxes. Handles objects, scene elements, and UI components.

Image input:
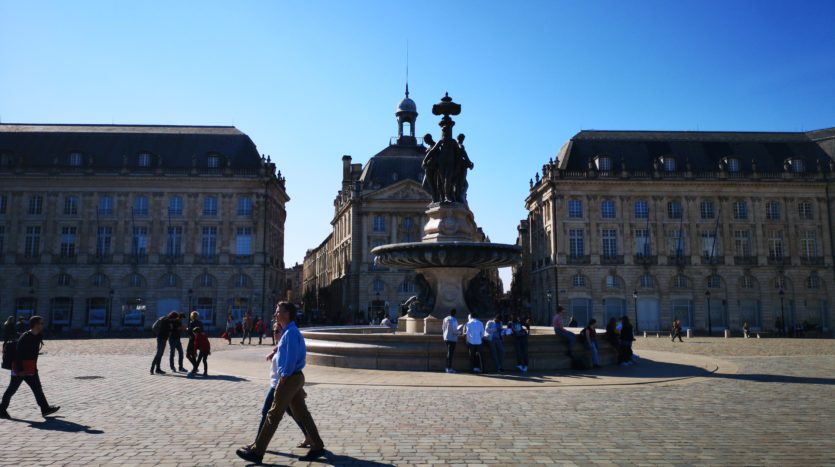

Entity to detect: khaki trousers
[253,372,323,454]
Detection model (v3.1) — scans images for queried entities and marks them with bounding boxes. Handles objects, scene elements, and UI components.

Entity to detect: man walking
[241,312,253,345]
[463,313,485,374]
[1,316,60,419]
[442,309,459,373]
[236,302,325,463]
[552,306,576,357]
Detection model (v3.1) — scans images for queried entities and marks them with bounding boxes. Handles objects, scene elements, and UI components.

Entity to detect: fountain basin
[371,241,521,269]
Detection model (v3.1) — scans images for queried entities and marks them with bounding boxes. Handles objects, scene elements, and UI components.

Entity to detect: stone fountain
[371,93,522,334]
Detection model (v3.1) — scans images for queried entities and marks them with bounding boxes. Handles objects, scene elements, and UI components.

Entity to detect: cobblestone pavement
[0,337,833,466]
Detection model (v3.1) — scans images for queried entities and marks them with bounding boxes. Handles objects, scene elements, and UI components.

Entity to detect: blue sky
[2,1,835,289]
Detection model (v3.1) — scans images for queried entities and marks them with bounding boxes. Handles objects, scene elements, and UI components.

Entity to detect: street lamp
[705,290,712,336]
[632,290,639,334]
[779,287,785,337]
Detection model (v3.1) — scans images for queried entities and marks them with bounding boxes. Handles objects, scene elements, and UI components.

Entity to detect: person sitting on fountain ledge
[442,309,460,373]
[553,306,576,358]
[463,314,485,374]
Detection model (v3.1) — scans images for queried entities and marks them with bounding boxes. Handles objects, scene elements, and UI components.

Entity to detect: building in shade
[302,88,502,324]
[0,124,289,332]
[283,262,303,304]
[521,127,835,335]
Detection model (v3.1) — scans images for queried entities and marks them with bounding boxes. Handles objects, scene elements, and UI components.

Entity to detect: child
[189,327,211,377]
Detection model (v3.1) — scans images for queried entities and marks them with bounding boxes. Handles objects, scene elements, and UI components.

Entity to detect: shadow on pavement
[263,450,395,466]
[715,373,835,385]
[24,416,104,434]
[167,373,249,382]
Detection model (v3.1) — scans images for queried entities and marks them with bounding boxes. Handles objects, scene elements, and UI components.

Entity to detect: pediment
[364,179,431,201]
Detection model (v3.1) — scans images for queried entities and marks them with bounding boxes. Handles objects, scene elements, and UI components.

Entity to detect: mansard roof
[358,142,426,191]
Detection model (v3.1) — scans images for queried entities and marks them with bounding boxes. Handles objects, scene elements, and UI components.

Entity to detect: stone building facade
[283,262,303,304]
[302,89,501,324]
[521,127,835,334]
[0,124,289,332]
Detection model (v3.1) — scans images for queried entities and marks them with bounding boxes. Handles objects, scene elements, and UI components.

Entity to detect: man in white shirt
[442,309,459,373]
[463,313,485,374]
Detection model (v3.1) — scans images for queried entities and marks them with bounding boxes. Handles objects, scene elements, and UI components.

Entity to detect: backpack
[152,317,165,336]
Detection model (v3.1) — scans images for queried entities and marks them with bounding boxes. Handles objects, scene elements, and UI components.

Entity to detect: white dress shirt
[442,316,459,342]
[465,318,485,345]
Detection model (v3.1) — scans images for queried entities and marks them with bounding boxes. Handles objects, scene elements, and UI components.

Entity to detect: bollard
[686,329,692,339]
[643,331,647,338]
[724,329,731,339]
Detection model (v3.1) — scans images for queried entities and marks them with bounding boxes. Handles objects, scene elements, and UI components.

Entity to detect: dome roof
[396,96,417,114]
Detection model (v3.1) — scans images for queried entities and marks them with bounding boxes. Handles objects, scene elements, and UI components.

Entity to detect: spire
[405,82,409,98]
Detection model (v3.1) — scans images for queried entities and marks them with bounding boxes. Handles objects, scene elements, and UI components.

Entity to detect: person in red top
[254,318,265,345]
[1,316,60,419]
[188,327,211,378]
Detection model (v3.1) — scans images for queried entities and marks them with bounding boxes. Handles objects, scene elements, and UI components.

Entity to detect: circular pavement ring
[209,348,738,390]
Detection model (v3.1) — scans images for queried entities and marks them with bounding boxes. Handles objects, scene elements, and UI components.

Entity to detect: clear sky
[3,1,835,289]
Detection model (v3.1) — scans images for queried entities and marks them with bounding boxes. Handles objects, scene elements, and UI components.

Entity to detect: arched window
[572,274,587,288]
[207,154,220,169]
[197,273,215,288]
[673,274,689,289]
[605,275,622,289]
[398,279,416,294]
[740,275,755,289]
[789,158,805,173]
[168,196,184,217]
[233,273,252,288]
[601,199,616,219]
[726,158,740,172]
[639,274,654,289]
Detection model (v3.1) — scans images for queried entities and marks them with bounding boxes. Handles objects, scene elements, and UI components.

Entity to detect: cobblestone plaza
[1,337,833,466]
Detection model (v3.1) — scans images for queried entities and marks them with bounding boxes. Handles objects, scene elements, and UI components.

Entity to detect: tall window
[634,229,651,256]
[96,227,112,256]
[129,274,144,287]
[790,159,805,173]
[63,196,79,216]
[133,196,149,217]
[639,274,654,289]
[596,156,612,171]
[768,230,784,258]
[806,275,821,290]
[663,157,676,172]
[569,229,584,257]
[740,275,755,289]
[25,226,41,257]
[237,197,253,216]
[572,274,587,288]
[766,201,780,220]
[138,152,151,167]
[601,199,616,219]
[403,217,414,229]
[57,273,72,287]
[706,275,722,289]
[132,226,149,256]
[98,196,114,217]
[199,274,214,288]
[667,201,682,219]
[700,200,715,219]
[203,196,218,216]
[166,226,183,256]
[668,230,684,256]
[69,152,83,166]
[634,200,648,219]
[734,230,752,257]
[208,155,220,168]
[201,227,218,257]
[398,279,416,294]
[373,215,386,232]
[373,278,385,292]
[733,201,748,220]
[801,231,817,258]
[236,227,253,255]
[798,201,814,220]
[601,229,618,257]
[28,195,43,215]
[700,231,719,258]
[673,274,689,289]
[568,199,583,219]
[168,196,184,217]
[605,275,622,289]
[0,194,6,214]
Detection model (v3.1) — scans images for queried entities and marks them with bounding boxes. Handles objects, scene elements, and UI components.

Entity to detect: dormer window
[726,158,740,172]
[138,153,151,167]
[595,156,612,172]
[69,152,83,167]
[208,155,220,168]
[790,158,805,173]
[663,156,677,172]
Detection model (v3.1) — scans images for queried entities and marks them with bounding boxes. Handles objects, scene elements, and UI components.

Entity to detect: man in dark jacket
[150,312,176,375]
[168,313,187,373]
[1,316,60,419]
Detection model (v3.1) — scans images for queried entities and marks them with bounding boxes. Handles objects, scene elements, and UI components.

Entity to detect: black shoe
[178,367,188,372]
[155,369,166,375]
[235,447,263,464]
[301,447,326,461]
[170,368,178,373]
[0,409,10,420]
[150,368,154,375]
[41,406,60,417]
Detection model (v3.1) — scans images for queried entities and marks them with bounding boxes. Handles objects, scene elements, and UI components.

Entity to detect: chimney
[342,155,352,182]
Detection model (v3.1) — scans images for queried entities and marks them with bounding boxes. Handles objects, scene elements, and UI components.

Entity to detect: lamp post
[108,289,114,333]
[546,290,552,320]
[779,287,786,337]
[633,290,639,334]
[705,290,712,336]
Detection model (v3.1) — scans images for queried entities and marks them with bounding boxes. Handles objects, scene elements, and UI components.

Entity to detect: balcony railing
[633,255,658,266]
[160,254,184,265]
[767,255,791,266]
[666,255,691,266]
[567,255,590,265]
[800,256,824,266]
[232,255,254,265]
[195,255,219,265]
[734,256,758,266]
[125,254,149,265]
[600,255,624,265]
